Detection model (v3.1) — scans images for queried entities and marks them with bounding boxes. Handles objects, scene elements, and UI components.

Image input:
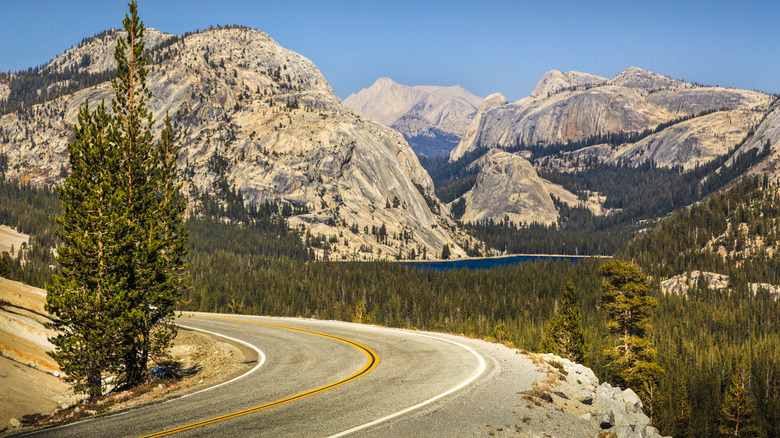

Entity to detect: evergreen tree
[600,260,664,405]
[658,377,693,437]
[46,1,187,393]
[46,102,125,399]
[540,281,587,364]
[441,244,451,260]
[109,2,187,387]
[719,370,759,438]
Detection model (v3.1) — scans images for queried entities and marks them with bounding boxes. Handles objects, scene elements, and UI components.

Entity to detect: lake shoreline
[398,253,612,271]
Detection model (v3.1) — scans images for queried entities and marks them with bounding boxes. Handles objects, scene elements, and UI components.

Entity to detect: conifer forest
[1,3,780,436]
[3,170,779,436]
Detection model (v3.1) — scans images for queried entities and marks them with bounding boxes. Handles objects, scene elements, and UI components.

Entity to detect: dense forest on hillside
[624,176,780,284]
[183,243,780,437]
[0,179,59,285]
[2,177,779,436]
[420,134,772,256]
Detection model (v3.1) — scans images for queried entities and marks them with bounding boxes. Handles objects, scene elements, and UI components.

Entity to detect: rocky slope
[539,107,767,172]
[0,225,28,255]
[44,28,174,75]
[343,77,482,156]
[457,150,559,227]
[732,100,780,181]
[449,67,772,169]
[661,270,780,300]
[0,27,469,260]
[0,278,252,433]
[451,149,605,229]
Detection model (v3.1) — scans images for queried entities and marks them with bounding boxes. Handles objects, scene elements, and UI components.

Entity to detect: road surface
[25,313,499,437]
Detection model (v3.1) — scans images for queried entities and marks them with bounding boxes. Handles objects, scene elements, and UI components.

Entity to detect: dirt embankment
[0,276,255,434]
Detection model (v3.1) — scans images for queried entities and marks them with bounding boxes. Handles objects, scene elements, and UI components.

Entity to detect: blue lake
[400,254,608,271]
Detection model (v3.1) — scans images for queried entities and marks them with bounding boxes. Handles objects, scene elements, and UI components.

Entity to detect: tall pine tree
[600,260,664,407]
[46,1,187,394]
[540,281,587,364]
[109,1,187,388]
[46,102,126,399]
[719,370,759,438]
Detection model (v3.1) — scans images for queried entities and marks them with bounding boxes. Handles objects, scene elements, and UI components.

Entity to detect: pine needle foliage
[46,101,125,399]
[600,260,664,405]
[719,370,759,438]
[541,281,587,364]
[46,1,188,397]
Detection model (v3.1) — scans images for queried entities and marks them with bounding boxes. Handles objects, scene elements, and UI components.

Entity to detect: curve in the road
[141,315,378,438]
[327,330,486,437]
[173,323,267,400]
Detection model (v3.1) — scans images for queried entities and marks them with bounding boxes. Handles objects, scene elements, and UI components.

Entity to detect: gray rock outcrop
[661,270,780,299]
[537,355,669,438]
[0,27,468,260]
[448,67,772,172]
[531,69,607,98]
[454,149,561,227]
[608,66,685,90]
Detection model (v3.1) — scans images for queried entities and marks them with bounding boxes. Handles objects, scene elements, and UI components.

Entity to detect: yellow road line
[140,315,378,438]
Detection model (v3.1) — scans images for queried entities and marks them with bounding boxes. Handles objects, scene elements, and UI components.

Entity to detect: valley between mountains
[2,14,780,438]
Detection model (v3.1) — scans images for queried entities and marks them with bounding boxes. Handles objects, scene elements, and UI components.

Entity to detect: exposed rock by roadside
[388,331,670,438]
[519,353,669,438]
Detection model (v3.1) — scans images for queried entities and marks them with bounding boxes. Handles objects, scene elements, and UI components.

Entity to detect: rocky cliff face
[343,77,482,156]
[732,101,780,181]
[449,67,772,170]
[456,150,560,227]
[607,108,763,170]
[0,27,467,260]
[452,149,605,229]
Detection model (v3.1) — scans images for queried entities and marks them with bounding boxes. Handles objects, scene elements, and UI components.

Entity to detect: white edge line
[171,322,266,401]
[25,320,267,433]
[326,331,487,438]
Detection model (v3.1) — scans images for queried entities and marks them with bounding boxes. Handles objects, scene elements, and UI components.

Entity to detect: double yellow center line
[141,315,378,437]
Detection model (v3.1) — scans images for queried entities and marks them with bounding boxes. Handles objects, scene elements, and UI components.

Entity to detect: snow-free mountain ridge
[0,27,473,260]
[450,67,773,169]
[344,77,482,156]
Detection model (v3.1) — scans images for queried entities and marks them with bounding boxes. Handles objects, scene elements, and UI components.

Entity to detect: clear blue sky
[1,1,779,101]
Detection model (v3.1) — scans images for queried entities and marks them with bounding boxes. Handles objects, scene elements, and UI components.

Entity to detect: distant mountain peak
[609,66,686,89]
[343,78,483,156]
[531,70,607,98]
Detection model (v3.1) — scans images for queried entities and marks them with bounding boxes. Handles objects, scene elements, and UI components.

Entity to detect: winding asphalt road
[24,313,493,437]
